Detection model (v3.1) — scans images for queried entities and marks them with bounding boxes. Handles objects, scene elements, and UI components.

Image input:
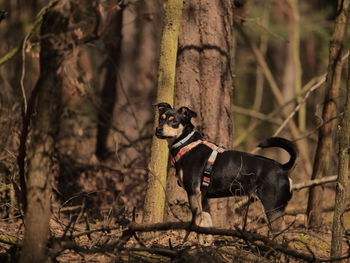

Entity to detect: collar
[171,130,196,149]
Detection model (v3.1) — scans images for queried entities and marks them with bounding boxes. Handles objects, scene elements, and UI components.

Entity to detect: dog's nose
[155,127,163,136]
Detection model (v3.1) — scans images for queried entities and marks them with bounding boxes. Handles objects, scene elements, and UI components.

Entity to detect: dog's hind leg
[257,178,292,236]
[188,192,213,245]
[266,208,285,234]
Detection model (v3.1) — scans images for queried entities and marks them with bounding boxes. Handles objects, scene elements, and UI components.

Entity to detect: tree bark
[19,1,97,262]
[306,0,349,229]
[331,55,350,259]
[95,9,123,161]
[168,0,234,227]
[142,0,183,225]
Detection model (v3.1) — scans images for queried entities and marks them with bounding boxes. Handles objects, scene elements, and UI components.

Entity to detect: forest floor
[0,146,348,262]
[0,192,349,263]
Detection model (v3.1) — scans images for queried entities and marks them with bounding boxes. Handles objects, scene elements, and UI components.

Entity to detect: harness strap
[171,139,203,164]
[201,143,225,190]
[202,150,219,187]
[171,138,225,194]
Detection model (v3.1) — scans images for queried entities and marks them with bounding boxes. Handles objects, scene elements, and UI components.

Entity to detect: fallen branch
[126,222,316,262]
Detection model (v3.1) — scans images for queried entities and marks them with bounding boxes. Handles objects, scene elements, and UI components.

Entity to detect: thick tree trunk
[307,0,349,229]
[95,10,123,161]
[142,0,183,225]
[168,0,234,227]
[19,1,97,262]
[19,4,66,262]
[331,56,350,259]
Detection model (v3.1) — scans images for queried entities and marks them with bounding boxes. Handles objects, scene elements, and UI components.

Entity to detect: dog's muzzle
[155,127,172,139]
[155,127,166,139]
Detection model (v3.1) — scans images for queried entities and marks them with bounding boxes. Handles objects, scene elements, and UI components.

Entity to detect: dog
[154,102,297,233]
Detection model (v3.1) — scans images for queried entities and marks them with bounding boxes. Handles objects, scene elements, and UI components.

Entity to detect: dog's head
[154,102,197,140]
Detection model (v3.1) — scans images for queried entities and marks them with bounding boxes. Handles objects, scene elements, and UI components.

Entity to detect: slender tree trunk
[286,0,304,131]
[19,1,98,262]
[169,0,234,227]
[307,0,349,229]
[142,0,183,225]
[96,9,123,160]
[283,0,304,130]
[331,57,350,260]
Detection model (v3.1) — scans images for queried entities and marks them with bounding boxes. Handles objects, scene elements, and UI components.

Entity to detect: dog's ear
[178,106,197,119]
[153,102,172,115]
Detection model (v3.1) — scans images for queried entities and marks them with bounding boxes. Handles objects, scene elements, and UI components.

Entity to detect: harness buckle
[202,176,211,186]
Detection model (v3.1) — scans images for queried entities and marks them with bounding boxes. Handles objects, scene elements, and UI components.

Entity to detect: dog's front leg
[188,191,213,245]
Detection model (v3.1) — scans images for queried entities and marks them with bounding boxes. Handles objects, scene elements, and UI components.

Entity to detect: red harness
[171,140,225,189]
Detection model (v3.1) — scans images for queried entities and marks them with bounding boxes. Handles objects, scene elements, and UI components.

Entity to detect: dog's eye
[170,120,179,127]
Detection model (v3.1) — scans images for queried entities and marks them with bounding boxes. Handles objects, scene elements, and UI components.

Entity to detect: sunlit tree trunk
[168,0,235,227]
[142,0,183,225]
[307,0,349,229]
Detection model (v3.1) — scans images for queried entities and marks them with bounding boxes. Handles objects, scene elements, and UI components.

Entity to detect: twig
[273,74,326,137]
[0,47,20,66]
[232,105,281,125]
[20,35,30,113]
[69,226,121,239]
[291,175,337,191]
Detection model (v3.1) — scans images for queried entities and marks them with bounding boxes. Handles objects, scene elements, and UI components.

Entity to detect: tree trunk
[168,0,234,228]
[95,9,123,161]
[307,0,349,229]
[142,0,183,225]
[285,0,303,130]
[19,75,61,263]
[331,57,350,259]
[287,0,304,131]
[19,1,97,262]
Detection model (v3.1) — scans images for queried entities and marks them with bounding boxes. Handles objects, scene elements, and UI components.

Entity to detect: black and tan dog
[154,102,297,232]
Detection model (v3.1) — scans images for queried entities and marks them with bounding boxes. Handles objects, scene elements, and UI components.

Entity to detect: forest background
[0,0,350,262]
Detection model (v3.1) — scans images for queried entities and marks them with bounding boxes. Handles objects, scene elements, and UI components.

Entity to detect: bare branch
[292,175,337,191]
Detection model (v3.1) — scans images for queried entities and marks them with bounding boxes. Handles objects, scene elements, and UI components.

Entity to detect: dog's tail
[258,137,297,170]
